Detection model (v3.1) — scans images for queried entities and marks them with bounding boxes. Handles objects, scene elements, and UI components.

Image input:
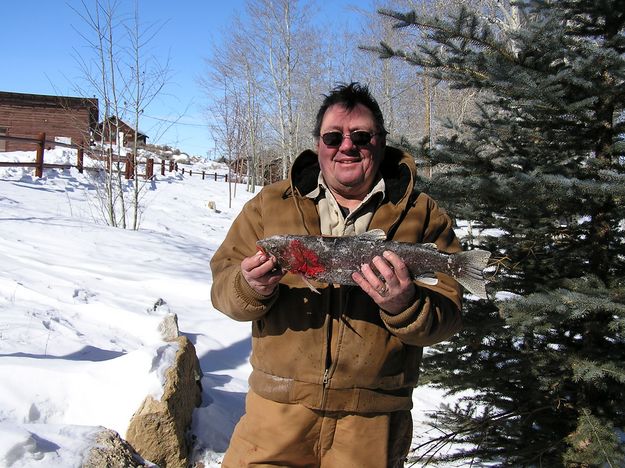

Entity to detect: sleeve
[210,190,279,322]
[380,195,463,346]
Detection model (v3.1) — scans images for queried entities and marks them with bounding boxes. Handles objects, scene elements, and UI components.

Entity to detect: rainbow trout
[257,229,491,299]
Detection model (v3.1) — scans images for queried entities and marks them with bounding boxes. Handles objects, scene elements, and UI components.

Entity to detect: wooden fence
[0,133,228,182]
[178,166,228,182]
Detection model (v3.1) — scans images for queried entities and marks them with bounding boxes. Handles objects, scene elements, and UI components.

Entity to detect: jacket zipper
[320,286,352,409]
[320,311,332,408]
[320,362,330,409]
[320,283,336,408]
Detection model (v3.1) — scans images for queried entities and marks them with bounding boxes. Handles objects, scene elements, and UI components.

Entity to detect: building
[0,91,98,152]
[95,116,148,146]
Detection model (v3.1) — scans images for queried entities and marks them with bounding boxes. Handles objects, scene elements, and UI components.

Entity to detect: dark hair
[313,82,386,137]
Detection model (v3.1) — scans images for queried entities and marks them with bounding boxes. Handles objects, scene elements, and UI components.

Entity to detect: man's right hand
[241,250,285,296]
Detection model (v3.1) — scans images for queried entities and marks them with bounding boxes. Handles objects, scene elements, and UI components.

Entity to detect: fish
[257,229,491,299]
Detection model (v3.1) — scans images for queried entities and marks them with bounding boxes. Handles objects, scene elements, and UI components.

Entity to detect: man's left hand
[352,250,417,315]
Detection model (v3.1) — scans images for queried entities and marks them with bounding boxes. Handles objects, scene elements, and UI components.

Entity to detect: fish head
[256,236,290,259]
[256,235,326,278]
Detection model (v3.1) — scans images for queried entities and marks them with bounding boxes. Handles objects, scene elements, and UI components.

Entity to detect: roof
[98,116,148,139]
[0,91,98,111]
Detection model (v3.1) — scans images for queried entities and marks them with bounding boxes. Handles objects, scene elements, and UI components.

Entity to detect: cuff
[234,271,279,308]
[380,299,422,330]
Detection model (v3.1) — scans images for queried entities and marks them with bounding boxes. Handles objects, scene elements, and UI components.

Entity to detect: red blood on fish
[288,240,325,277]
[257,230,492,299]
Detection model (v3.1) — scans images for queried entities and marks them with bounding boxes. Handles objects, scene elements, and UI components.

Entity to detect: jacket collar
[289,146,416,205]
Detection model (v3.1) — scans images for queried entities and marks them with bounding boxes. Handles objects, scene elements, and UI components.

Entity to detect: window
[0,127,7,152]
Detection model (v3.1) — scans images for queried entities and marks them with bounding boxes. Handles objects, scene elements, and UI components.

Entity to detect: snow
[0,148,460,466]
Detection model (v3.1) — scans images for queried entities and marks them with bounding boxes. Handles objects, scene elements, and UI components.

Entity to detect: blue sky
[1,0,367,157]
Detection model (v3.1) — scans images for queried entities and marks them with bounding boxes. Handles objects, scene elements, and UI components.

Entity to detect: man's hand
[352,250,417,315]
[241,250,285,297]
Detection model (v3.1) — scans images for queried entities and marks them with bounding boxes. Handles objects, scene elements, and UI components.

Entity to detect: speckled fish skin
[257,229,491,299]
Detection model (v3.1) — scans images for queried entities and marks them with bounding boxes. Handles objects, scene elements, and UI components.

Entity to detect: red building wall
[0,92,98,151]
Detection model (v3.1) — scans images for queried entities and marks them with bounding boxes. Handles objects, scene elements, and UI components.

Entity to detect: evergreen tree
[369,1,625,466]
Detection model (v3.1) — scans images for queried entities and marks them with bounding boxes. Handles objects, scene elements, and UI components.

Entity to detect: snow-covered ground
[0,149,459,467]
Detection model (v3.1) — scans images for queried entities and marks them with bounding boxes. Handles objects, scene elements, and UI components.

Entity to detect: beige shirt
[306,173,386,236]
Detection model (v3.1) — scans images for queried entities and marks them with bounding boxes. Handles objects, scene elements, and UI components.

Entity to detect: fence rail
[178,166,229,182]
[0,133,230,182]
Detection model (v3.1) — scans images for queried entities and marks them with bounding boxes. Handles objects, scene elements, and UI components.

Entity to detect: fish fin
[452,249,491,299]
[422,243,438,250]
[300,275,321,294]
[415,275,439,286]
[359,229,387,241]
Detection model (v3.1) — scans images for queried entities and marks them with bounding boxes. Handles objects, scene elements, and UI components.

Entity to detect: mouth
[335,156,362,164]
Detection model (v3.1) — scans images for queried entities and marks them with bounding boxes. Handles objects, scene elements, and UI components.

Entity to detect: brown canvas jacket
[210,146,463,413]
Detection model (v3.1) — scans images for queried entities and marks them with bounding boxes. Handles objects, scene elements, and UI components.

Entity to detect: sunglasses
[320,130,384,147]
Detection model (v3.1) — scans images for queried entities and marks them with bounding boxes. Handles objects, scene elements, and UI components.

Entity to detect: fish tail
[453,249,491,299]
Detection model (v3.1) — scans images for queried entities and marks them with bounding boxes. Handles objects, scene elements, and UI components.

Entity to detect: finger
[382,251,411,282]
[371,255,398,286]
[241,251,267,271]
[242,256,284,296]
[352,267,388,299]
[359,262,385,287]
[352,270,374,293]
[243,252,277,277]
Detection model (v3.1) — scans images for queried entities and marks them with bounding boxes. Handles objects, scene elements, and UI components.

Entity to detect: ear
[377,132,387,148]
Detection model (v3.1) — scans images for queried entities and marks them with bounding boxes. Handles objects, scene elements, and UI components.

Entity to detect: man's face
[316,103,385,203]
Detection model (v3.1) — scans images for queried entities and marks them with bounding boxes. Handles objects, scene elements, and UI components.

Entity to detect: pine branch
[377,7,518,63]
[363,41,490,84]
[571,359,625,385]
[565,408,623,467]
[580,409,615,468]
[408,405,554,465]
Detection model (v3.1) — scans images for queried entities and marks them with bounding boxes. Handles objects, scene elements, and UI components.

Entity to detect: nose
[339,133,356,151]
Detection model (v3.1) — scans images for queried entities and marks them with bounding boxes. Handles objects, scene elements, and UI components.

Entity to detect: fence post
[214,172,217,181]
[169,160,174,172]
[125,153,135,179]
[225,174,228,182]
[161,160,165,176]
[146,158,154,179]
[77,146,84,173]
[202,171,205,180]
[189,169,193,177]
[35,132,46,177]
[181,167,185,175]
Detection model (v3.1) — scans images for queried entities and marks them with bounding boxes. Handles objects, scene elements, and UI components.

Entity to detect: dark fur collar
[289,146,414,205]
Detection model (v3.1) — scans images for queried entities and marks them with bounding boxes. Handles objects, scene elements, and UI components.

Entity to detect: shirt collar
[306,173,386,202]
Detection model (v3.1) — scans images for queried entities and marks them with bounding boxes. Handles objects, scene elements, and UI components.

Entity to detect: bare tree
[202,41,247,208]
[124,2,169,229]
[212,82,245,208]
[201,12,268,193]
[202,1,324,187]
[72,0,123,226]
[244,0,321,178]
[243,59,263,191]
[72,0,169,229]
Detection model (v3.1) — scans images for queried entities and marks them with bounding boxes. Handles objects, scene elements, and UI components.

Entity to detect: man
[210,82,463,467]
